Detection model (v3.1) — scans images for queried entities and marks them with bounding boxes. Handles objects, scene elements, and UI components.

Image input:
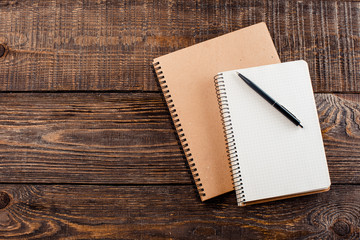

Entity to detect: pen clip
[280,104,300,121]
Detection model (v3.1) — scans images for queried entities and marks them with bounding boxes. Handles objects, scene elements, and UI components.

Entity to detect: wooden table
[0,0,359,239]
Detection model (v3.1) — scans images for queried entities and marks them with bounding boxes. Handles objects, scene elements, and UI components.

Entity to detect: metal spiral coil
[153,61,206,198]
[214,73,246,206]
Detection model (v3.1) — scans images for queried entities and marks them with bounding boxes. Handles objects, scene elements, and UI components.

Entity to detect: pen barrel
[242,76,276,105]
[273,103,301,126]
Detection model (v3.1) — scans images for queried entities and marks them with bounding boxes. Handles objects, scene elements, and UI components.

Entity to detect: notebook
[153,22,280,201]
[214,60,331,206]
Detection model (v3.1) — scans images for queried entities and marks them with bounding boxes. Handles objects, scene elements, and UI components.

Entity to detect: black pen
[236,72,303,128]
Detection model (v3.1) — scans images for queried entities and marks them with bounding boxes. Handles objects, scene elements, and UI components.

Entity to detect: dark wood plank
[0,184,358,239]
[317,94,360,183]
[0,93,358,185]
[0,92,191,184]
[336,93,360,103]
[0,0,358,92]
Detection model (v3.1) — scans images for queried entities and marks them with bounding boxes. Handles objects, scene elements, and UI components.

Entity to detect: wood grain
[0,1,358,239]
[317,94,360,184]
[0,0,358,92]
[0,92,357,184]
[0,184,358,239]
[0,92,191,184]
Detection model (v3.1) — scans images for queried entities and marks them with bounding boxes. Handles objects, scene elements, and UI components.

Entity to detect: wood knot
[0,44,5,58]
[0,192,11,209]
[332,220,351,237]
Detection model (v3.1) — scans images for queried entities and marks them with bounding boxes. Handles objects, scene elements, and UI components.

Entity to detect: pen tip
[299,124,304,128]
[236,72,245,79]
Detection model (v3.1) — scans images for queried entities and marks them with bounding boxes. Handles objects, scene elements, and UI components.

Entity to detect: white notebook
[214,60,331,206]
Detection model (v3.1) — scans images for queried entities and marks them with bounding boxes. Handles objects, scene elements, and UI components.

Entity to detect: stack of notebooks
[153,22,330,206]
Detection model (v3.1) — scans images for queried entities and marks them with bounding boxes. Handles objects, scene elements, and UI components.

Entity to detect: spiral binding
[153,61,206,198]
[214,73,246,206]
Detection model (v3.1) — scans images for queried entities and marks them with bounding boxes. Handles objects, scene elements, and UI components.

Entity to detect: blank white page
[221,60,331,205]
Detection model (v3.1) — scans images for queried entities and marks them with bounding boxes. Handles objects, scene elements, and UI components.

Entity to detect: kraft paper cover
[153,22,280,201]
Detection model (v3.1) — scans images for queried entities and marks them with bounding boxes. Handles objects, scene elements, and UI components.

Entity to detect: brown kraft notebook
[153,22,280,201]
